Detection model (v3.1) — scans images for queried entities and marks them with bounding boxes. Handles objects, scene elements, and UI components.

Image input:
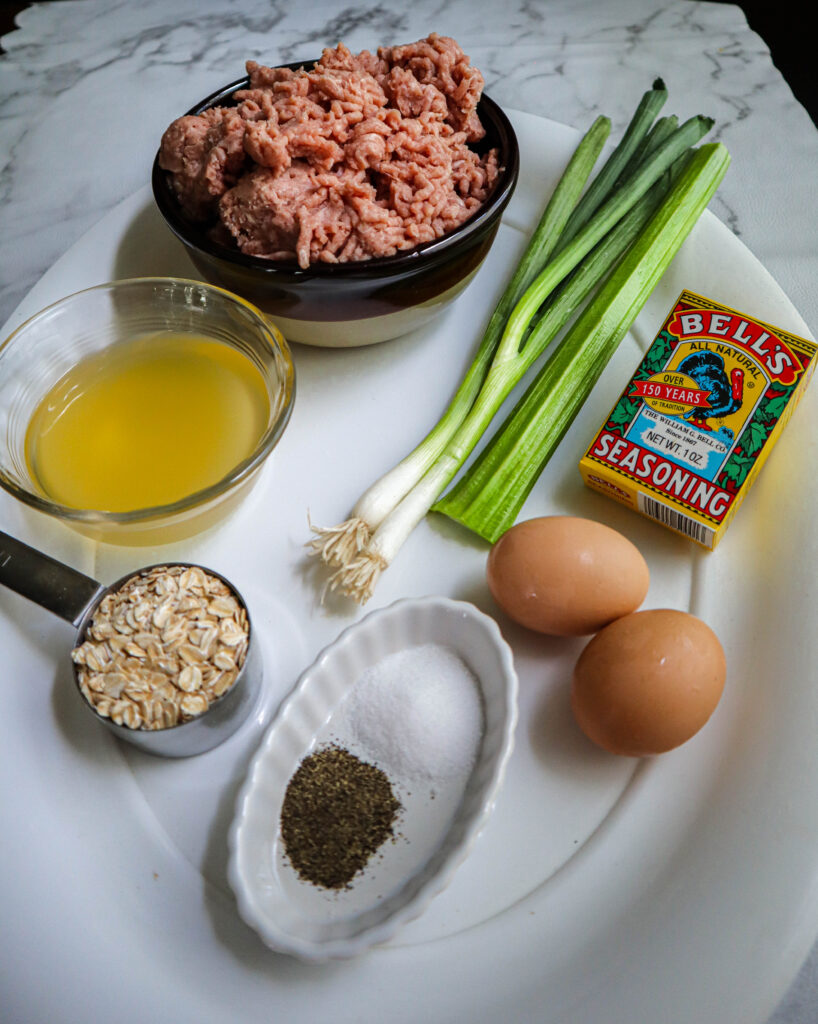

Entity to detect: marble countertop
[1,2,817,1022]
[2,0,817,337]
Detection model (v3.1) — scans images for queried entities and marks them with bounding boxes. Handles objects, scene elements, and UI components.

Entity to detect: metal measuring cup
[0,530,262,757]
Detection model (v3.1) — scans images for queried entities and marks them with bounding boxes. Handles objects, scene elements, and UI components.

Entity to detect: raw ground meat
[158,34,500,267]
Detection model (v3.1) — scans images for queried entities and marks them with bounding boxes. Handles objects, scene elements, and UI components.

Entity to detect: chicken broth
[25,332,270,512]
[579,289,816,549]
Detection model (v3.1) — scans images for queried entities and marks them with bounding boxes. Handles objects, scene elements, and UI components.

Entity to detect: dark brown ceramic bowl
[152,64,519,347]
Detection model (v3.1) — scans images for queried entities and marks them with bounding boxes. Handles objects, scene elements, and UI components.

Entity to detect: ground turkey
[158,34,500,268]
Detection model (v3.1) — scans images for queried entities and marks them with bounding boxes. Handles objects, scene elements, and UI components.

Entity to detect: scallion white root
[325,462,452,601]
[307,514,371,567]
[306,437,463,566]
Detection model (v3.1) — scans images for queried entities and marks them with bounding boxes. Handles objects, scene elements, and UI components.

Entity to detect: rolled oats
[180,693,209,718]
[178,665,203,693]
[72,565,249,731]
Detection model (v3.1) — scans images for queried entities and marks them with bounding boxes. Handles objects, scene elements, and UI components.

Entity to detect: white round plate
[1,110,816,1024]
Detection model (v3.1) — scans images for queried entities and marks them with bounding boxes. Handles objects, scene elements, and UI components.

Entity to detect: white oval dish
[227,595,518,960]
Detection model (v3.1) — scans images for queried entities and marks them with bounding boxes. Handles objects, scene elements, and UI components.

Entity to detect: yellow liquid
[25,333,271,512]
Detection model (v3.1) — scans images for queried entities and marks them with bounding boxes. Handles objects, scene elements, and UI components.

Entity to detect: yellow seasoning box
[579,289,816,549]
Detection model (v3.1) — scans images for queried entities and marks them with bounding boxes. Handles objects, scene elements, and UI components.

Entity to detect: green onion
[555,78,667,250]
[433,143,731,542]
[617,114,679,182]
[309,113,611,566]
[309,87,725,604]
[509,166,679,380]
[498,114,713,363]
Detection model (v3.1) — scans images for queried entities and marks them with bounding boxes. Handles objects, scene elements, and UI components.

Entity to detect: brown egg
[571,609,726,756]
[486,516,649,636]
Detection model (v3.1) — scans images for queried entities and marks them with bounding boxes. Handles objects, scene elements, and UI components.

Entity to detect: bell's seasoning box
[579,289,816,549]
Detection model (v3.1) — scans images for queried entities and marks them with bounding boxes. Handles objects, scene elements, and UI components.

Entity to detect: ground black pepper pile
[280,745,401,890]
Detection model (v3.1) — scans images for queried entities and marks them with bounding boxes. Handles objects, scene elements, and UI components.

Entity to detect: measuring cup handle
[0,531,105,627]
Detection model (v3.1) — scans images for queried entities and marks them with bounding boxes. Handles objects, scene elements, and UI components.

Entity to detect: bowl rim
[151,66,520,278]
[0,276,295,526]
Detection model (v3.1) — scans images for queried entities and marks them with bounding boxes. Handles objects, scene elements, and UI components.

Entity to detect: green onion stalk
[307,112,613,568]
[310,90,723,603]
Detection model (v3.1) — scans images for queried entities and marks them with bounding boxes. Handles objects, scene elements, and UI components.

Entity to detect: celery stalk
[433,143,731,542]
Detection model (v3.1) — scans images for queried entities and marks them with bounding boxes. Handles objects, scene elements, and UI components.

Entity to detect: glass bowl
[0,278,294,545]
[151,66,519,347]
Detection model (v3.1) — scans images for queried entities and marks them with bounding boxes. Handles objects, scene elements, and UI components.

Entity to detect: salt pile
[341,643,484,782]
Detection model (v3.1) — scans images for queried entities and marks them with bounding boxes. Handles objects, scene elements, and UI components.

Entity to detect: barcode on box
[638,493,716,549]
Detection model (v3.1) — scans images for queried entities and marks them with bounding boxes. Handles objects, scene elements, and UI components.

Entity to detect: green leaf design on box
[717,384,796,489]
[608,402,637,430]
[642,330,675,372]
[605,329,676,433]
[759,392,788,422]
[718,449,755,490]
[742,418,769,458]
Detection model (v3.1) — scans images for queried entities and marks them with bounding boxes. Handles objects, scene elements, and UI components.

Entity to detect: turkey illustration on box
[579,290,816,549]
